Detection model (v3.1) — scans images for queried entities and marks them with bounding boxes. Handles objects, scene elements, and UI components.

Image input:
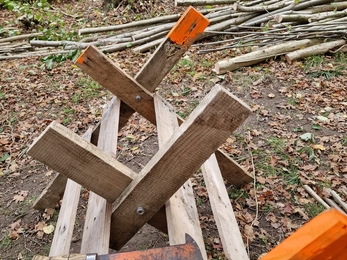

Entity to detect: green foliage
[2,0,81,69]
[304,202,324,218]
[40,49,80,70]
[304,55,325,70]
[306,69,343,80]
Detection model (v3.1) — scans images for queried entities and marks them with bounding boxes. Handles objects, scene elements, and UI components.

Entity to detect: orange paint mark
[168,6,209,48]
[75,47,89,64]
[261,209,347,260]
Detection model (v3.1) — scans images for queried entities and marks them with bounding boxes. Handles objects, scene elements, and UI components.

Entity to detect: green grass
[0,234,12,251]
[304,202,325,218]
[75,77,103,99]
[304,55,325,70]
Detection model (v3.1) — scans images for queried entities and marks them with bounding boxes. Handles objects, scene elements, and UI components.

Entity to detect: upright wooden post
[49,129,93,257]
[154,95,207,259]
[202,154,248,259]
[80,97,121,254]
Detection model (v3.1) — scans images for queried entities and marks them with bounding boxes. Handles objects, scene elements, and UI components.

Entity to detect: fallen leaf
[35,221,46,231]
[13,190,28,203]
[45,208,55,216]
[312,144,325,150]
[317,116,328,122]
[280,202,293,215]
[257,176,266,184]
[8,230,20,240]
[270,156,277,167]
[244,224,255,241]
[43,224,54,234]
[37,230,44,239]
[294,208,309,220]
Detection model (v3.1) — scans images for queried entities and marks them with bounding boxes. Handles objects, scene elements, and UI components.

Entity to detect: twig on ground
[303,185,330,209]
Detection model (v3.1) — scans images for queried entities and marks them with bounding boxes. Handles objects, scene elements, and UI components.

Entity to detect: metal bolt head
[136,206,145,215]
[135,95,141,101]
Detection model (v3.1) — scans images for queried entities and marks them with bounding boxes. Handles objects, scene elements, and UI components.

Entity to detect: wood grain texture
[261,208,347,260]
[154,95,207,259]
[27,121,136,202]
[136,7,209,91]
[32,254,86,260]
[49,129,92,257]
[109,84,252,249]
[76,45,253,188]
[76,45,156,125]
[81,97,120,254]
[49,179,81,256]
[202,154,248,260]
[33,172,67,210]
[215,149,253,187]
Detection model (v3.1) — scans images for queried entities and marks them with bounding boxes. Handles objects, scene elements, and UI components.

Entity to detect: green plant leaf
[300,133,315,143]
[0,153,10,162]
[312,124,321,130]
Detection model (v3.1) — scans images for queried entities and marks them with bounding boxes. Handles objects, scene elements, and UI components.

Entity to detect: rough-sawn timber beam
[76,45,253,187]
[109,84,252,249]
[27,121,137,203]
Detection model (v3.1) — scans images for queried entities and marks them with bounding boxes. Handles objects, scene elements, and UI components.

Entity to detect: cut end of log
[214,63,221,74]
[168,6,210,47]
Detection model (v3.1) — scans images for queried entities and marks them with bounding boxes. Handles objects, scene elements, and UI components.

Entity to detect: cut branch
[214,39,319,74]
[285,39,346,64]
[175,0,236,6]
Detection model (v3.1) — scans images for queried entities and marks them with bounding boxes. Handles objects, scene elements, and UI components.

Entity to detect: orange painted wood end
[261,208,347,260]
[168,6,209,48]
[75,46,90,64]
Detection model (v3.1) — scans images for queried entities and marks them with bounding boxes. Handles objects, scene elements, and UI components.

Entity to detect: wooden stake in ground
[49,129,93,257]
[80,97,121,254]
[154,94,207,259]
[201,154,248,260]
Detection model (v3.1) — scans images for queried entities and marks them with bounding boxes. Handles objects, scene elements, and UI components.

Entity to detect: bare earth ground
[1,1,347,260]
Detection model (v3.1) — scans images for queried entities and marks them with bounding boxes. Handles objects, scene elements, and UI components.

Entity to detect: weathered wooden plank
[48,129,93,257]
[154,95,207,259]
[33,255,85,260]
[80,97,120,254]
[75,46,156,125]
[261,208,347,260]
[202,154,248,260]
[109,84,252,249]
[136,6,209,92]
[27,121,137,203]
[33,172,67,210]
[215,149,253,187]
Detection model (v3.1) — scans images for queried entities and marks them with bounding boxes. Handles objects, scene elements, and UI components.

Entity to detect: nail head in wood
[136,206,145,215]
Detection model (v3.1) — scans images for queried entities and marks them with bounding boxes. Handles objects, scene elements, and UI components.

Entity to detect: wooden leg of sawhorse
[80,97,121,254]
[154,95,207,259]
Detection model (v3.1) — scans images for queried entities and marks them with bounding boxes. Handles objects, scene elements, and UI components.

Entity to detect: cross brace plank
[27,122,137,203]
[109,84,252,249]
[76,45,253,187]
